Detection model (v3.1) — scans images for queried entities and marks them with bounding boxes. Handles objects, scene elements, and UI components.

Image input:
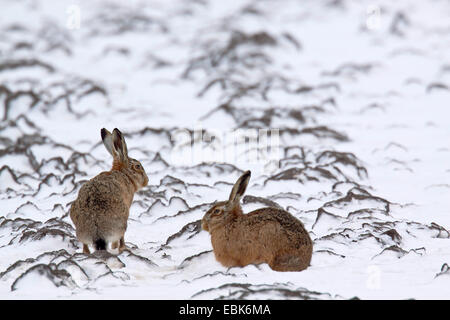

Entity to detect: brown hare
[70,128,148,254]
[202,170,313,271]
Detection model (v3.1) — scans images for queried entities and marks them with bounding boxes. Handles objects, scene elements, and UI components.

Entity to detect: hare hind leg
[108,234,124,253]
[111,241,119,250]
[119,237,126,253]
[83,244,91,254]
[270,254,307,272]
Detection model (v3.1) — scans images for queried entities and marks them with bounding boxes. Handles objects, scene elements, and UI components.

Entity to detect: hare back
[211,208,312,268]
[69,171,133,243]
[243,208,312,248]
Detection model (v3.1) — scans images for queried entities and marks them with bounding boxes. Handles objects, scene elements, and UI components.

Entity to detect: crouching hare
[202,170,312,271]
[70,128,148,254]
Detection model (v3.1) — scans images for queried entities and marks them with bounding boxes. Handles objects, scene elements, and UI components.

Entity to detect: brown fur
[112,158,126,171]
[69,128,148,254]
[202,171,313,272]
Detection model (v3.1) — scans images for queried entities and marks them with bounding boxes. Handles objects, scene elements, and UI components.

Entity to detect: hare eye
[135,164,141,170]
[213,209,220,214]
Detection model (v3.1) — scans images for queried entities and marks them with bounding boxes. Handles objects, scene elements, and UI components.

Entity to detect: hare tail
[94,238,106,251]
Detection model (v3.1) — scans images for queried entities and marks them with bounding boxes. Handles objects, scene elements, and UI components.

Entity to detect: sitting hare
[70,128,148,254]
[202,170,312,271]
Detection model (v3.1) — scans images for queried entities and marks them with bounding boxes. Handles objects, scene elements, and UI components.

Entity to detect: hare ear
[228,170,251,203]
[101,128,117,158]
[112,128,129,164]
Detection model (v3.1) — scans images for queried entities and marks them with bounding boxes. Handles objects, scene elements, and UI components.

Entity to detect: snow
[0,0,450,299]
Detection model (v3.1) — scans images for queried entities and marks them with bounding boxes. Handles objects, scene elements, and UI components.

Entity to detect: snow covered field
[0,0,449,299]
